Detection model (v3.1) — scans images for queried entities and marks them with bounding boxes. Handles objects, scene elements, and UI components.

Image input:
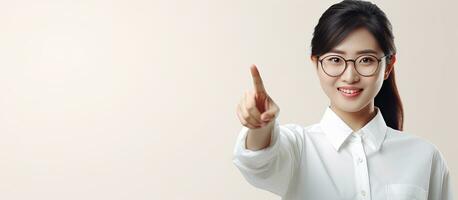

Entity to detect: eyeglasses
[318,54,390,77]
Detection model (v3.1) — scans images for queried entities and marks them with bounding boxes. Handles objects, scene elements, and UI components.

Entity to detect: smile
[338,88,363,97]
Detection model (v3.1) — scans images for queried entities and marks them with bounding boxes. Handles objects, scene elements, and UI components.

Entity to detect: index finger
[250,64,266,94]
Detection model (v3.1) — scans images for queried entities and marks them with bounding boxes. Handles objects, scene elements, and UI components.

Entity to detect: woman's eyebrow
[329,49,378,55]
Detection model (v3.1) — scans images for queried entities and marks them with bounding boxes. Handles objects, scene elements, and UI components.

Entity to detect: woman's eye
[328,57,341,63]
[360,57,375,63]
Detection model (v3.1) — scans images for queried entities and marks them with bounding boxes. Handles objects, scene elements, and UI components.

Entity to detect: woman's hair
[310,0,404,131]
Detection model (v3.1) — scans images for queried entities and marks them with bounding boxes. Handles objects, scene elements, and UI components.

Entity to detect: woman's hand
[236,64,280,129]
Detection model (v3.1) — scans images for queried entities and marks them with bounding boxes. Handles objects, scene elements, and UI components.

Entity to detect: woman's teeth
[338,88,362,94]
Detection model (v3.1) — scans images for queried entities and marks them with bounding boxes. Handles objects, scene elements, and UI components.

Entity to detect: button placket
[351,134,371,200]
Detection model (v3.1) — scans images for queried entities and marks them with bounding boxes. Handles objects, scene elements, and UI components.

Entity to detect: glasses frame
[318,54,391,77]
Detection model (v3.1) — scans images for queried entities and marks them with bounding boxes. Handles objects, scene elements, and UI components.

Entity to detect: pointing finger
[250,64,267,94]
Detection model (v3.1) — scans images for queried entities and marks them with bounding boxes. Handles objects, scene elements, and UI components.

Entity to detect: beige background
[0,0,457,199]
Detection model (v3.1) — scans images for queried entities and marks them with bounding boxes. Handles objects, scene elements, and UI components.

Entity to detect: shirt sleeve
[232,118,304,197]
[427,148,454,200]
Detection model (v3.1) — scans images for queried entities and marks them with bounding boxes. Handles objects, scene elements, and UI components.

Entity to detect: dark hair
[310,0,404,131]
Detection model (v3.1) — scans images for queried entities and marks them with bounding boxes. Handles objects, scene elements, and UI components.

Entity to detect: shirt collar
[319,105,388,152]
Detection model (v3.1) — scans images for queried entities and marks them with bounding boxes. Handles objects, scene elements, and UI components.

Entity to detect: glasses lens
[355,55,379,76]
[322,56,345,76]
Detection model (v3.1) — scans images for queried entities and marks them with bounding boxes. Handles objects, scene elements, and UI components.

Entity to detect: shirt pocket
[385,184,428,200]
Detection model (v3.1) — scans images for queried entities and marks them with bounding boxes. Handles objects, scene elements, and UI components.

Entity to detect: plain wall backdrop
[0,0,457,199]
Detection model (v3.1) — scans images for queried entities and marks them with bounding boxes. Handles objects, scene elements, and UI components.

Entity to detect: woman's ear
[384,54,396,80]
[311,55,318,68]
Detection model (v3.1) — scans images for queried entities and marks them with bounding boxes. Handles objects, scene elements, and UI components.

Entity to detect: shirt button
[361,190,366,196]
[358,157,363,163]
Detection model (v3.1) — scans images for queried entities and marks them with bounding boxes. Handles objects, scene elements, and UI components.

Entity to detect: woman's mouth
[337,87,363,98]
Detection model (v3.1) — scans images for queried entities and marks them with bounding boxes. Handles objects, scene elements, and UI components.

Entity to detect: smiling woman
[232,0,454,199]
[312,27,396,131]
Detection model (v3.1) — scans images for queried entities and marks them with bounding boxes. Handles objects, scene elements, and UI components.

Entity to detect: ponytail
[374,62,404,131]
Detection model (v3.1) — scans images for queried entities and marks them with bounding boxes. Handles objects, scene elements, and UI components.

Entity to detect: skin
[311,27,396,132]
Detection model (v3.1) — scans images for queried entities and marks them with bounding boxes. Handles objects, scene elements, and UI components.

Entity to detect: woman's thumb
[261,96,279,122]
[261,112,274,122]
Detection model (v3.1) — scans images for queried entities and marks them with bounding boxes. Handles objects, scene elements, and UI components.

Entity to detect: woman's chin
[332,100,368,113]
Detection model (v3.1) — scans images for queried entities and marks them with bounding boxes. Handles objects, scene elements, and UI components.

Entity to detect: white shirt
[232,106,454,200]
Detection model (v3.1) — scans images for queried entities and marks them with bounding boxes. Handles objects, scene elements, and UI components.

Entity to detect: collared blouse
[232,106,454,200]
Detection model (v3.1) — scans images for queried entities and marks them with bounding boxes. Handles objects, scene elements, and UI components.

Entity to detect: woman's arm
[245,118,275,150]
[427,148,454,200]
[232,118,304,197]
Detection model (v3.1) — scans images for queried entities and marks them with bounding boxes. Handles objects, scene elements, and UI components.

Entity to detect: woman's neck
[330,103,377,132]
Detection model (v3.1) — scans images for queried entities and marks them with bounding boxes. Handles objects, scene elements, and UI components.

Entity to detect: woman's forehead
[329,28,383,55]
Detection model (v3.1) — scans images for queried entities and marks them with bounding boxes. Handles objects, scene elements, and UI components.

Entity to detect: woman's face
[311,27,395,113]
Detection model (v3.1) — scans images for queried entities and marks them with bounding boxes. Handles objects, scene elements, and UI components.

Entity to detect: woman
[232,0,454,199]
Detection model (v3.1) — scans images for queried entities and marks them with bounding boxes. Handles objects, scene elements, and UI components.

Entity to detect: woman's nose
[340,62,360,83]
